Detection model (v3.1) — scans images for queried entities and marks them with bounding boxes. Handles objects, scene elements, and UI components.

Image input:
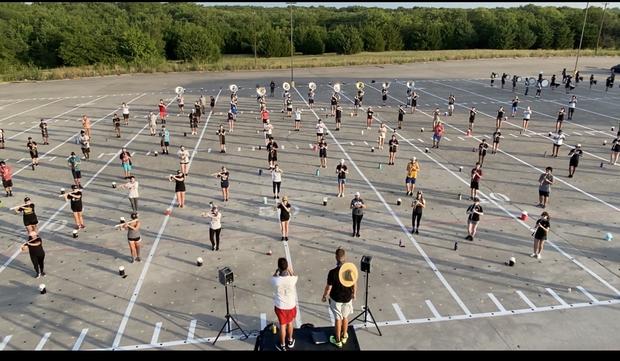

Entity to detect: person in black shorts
[478,139,489,165]
[381,87,388,105]
[411,91,418,114]
[27,137,39,170]
[366,106,374,129]
[610,131,620,165]
[353,94,360,115]
[40,119,49,145]
[217,124,227,153]
[194,100,202,121]
[388,134,399,165]
[308,89,315,108]
[468,107,477,132]
[470,162,482,200]
[330,92,338,116]
[411,190,426,234]
[555,107,566,132]
[68,152,82,188]
[531,211,550,260]
[318,136,328,168]
[117,212,142,262]
[270,81,276,97]
[21,231,45,278]
[267,137,279,169]
[491,128,501,154]
[16,197,38,233]
[495,106,505,130]
[169,170,186,208]
[397,105,405,129]
[62,185,85,230]
[113,113,121,138]
[335,105,342,131]
[465,197,483,241]
[276,195,292,241]
[568,144,583,178]
[210,96,216,111]
[214,166,230,202]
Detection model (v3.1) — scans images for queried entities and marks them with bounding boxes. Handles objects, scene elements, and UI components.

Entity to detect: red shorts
[274,306,297,325]
[159,111,166,118]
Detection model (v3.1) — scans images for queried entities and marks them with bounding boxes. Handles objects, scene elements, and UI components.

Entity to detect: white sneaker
[536,254,541,259]
[530,253,537,258]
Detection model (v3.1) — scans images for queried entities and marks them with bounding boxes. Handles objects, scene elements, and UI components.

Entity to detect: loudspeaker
[360,255,372,273]
[219,267,234,285]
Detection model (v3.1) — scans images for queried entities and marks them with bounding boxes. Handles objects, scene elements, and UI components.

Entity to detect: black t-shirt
[570,149,583,163]
[367,110,373,119]
[512,100,518,107]
[534,218,550,239]
[493,131,501,143]
[278,203,291,221]
[26,235,43,250]
[68,191,83,209]
[336,164,347,179]
[27,141,37,152]
[267,141,278,152]
[469,110,476,122]
[497,110,504,119]
[557,112,564,121]
[389,139,399,152]
[336,109,342,119]
[398,109,404,121]
[479,142,488,154]
[113,116,121,127]
[210,98,215,107]
[467,204,483,222]
[327,265,353,303]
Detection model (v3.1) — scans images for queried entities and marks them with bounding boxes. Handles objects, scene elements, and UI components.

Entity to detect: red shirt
[0,165,12,180]
[261,110,269,120]
[433,123,444,136]
[158,104,166,113]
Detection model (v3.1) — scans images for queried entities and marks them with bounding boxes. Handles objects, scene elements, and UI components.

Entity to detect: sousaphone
[229,84,238,93]
[175,86,185,95]
[282,82,291,91]
[309,82,317,91]
[333,83,341,93]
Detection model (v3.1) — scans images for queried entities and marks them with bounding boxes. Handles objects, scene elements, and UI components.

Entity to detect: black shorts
[612,145,620,152]
[30,151,38,158]
[81,147,90,154]
[128,237,141,242]
[268,154,278,162]
[221,180,229,189]
[175,183,186,192]
[71,204,83,213]
[412,100,417,107]
[123,114,129,120]
[570,160,579,167]
[336,118,341,123]
[309,99,314,104]
[539,190,550,197]
[24,215,38,227]
[164,141,170,147]
[2,179,12,188]
[470,180,479,190]
[72,170,81,179]
[319,149,327,158]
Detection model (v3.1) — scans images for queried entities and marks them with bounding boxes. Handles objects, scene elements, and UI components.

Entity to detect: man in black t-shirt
[322,248,356,348]
[568,144,583,178]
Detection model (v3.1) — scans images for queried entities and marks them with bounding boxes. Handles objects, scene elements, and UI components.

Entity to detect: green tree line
[1,2,619,71]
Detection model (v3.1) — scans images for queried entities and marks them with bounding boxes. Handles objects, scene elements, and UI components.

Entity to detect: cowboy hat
[338,262,358,288]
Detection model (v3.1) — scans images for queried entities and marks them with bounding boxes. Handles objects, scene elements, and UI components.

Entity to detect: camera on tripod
[361,255,372,273]
[218,267,234,286]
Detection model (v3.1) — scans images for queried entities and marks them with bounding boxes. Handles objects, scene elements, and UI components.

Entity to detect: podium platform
[254,325,361,351]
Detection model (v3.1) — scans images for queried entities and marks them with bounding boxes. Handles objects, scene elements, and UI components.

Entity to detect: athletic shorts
[470,180,479,190]
[122,163,132,172]
[72,170,81,179]
[433,134,442,142]
[309,99,314,104]
[274,306,297,326]
[329,298,353,320]
[539,190,550,197]
[128,237,141,242]
[164,141,170,147]
[405,177,416,184]
[123,114,129,120]
[316,133,323,137]
[467,219,479,226]
[2,179,12,188]
[338,178,346,185]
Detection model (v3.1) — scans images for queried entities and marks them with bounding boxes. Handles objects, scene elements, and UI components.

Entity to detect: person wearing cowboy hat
[567,144,583,178]
[322,248,357,349]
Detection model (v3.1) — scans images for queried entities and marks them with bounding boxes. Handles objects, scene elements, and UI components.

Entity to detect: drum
[529,77,536,84]
[541,79,549,87]
[517,76,522,82]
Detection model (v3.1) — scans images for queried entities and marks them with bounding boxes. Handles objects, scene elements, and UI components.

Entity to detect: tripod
[212,284,248,345]
[350,269,382,336]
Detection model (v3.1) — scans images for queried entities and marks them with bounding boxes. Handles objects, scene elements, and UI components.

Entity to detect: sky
[199,2,615,9]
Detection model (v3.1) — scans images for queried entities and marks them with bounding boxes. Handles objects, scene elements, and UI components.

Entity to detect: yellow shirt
[407,162,419,178]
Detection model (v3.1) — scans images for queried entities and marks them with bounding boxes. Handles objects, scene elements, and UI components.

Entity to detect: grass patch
[2,49,619,82]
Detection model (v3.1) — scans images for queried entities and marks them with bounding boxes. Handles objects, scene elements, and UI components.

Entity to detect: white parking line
[35,332,51,350]
[0,98,64,123]
[187,320,197,341]
[573,131,582,136]
[72,328,89,351]
[111,90,222,349]
[151,322,163,345]
[425,300,442,319]
[516,290,537,309]
[487,293,507,313]
[392,303,407,321]
[546,288,569,306]
[0,335,11,350]
[576,286,599,302]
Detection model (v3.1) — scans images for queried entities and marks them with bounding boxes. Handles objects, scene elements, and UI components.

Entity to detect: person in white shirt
[271,257,298,351]
[177,94,185,115]
[122,102,130,125]
[119,176,139,213]
[263,119,273,145]
[315,119,326,143]
[177,146,190,176]
[551,129,566,157]
[567,96,577,120]
[521,106,532,134]
[202,204,222,251]
[147,112,157,136]
[271,164,283,199]
[294,108,302,131]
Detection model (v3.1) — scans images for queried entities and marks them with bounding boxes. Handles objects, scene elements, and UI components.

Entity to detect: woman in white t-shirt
[177,146,190,176]
[315,119,326,143]
[119,176,139,213]
[521,106,532,134]
[271,164,283,199]
[294,108,302,131]
[263,120,273,145]
[567,96,577,120]
[271,257,298,351]
[122,103,130,125]
[202,204,222,251]
[551,129,566,157]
